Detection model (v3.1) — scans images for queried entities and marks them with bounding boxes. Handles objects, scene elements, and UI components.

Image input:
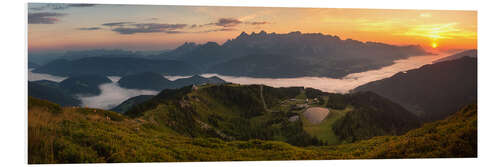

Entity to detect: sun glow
[431,42,438,48]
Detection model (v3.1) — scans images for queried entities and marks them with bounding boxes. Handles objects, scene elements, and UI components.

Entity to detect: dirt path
[259,85,271,112]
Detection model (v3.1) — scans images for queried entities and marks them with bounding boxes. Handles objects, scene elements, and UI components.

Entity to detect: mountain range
[32,57,200,77]
[31,31,428,78]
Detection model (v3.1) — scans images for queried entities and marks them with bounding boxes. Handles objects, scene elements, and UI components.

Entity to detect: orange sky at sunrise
[28,4,477,52]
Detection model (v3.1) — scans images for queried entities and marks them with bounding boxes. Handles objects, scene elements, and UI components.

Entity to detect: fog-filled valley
[28,51,451,109]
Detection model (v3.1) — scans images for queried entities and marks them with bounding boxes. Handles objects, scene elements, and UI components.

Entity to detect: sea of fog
[28,52,449,109]
[77,80,158,109]
[198,53,448,93]
[28,69,67,82]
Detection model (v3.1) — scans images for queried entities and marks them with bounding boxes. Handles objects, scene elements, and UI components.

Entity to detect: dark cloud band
[111,23,188,34]
[28,12,67,24]
[77,27,101,31]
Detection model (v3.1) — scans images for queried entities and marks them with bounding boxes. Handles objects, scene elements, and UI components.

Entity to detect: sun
[431,42,438,48]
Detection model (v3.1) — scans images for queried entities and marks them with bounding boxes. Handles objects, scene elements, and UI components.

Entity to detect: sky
[27,3,477,52]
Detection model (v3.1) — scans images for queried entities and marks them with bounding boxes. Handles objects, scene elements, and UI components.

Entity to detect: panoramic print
[27,3,477,163]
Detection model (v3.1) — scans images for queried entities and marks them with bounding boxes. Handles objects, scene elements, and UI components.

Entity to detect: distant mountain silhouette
[59,75,112,96]
[159,31,428,78]
[28,81,81,106]
[60,49,143,60]
[32,57,200,77]
[353,57,477,121]
[118,72,227,91]
[156,42,198,60]
[28,75,113,106]
[434,49,477,63]
[28,61,40,69]
[118,72,174,90]
[32,31,427,78]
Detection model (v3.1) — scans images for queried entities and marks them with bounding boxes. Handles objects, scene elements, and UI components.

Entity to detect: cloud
[190,24,202,28]
[246,21,269,25]
[28,6,45,11]
[111,23,188,34]
[204,18,269,28]
[102,22,135,27]
[67,4,97,8]
[28,12,67,24]
[399,23,477,39]
[29,3,98,11]
[165,30,185,34]
[212,18,242,27]
[77,27,101,31]
[202,28,238,33]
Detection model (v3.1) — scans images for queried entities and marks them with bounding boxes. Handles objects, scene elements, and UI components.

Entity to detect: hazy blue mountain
[118,72,174,91]
[155,42,197,60]
[28,81,81,106]
[28,61,40,69]
[61,49,142,60]
[28,51,66,65]
[111,95,154,113]
[32,57,200,77]
[174,42,227,70]
[118,72,227,90]
[160,31,428,78]
[59,75,112,96]
[433,49,477,63]
[353,57,477,121]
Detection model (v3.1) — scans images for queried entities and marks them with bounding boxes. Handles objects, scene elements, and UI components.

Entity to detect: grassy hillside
[28,96,477,163]
[331,92,422,142]
[124,84,322,146]
[111,95,154,113]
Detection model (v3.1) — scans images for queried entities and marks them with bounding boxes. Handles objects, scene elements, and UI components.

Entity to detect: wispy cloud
[399,23,476,39]
[67,4,97,8]
[94,17,268,35]
[102,22,135,27]
[77,27,101,31]
[29,3,98,11]
[206,18,269,27]
[111,23,188,34]
[246,21,269,25]
[201,28,238,33]
[28,12,67,24]
[211,18,243,27]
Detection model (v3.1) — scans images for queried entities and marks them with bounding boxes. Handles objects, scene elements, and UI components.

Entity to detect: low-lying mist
[78,80,158,109]
[28,52,449,110]
[201,53,448,93]
[28,69,67,82]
